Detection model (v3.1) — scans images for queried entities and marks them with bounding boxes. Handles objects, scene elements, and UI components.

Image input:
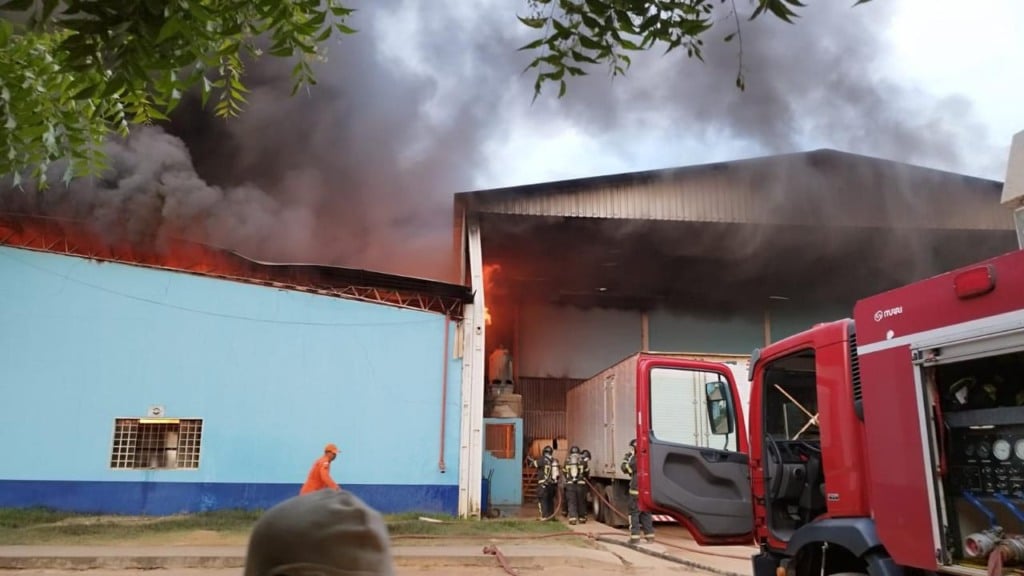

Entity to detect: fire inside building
[0,147,1018,519]
[453,148,1020,518]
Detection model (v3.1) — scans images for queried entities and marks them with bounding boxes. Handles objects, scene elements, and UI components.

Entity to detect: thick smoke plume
[1,0,1003,285]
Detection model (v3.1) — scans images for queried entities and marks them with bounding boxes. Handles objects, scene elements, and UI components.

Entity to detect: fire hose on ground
[390,476,753,575]
[581,476,753,561]
[396,529,750,576]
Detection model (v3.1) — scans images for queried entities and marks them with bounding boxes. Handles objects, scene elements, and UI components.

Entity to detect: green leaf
[517,15,547,29]
[517,37,546,51]
[156,16,183,44]
[71,83,99,100]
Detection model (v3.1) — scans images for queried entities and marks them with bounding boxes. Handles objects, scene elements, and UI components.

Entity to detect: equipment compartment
[930,349,1024,569]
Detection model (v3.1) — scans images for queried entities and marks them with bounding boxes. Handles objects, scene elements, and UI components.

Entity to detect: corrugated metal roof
[456,149,1012,231]
[0,213,473,316]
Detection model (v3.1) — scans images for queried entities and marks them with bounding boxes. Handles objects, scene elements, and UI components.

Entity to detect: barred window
[110,418,203,470]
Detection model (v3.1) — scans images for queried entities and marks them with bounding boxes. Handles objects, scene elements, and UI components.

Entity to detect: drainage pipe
[439,316,450,472]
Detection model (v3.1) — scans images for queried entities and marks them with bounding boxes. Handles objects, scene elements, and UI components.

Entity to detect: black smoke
[1,0,1004,283]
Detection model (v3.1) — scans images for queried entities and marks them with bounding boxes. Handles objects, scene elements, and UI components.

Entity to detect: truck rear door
[636,355,755,545]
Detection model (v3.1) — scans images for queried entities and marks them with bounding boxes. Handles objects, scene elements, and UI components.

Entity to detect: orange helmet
[324,443,340,454]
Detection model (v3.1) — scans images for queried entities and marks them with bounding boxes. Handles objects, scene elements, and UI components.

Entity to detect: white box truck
[566,352,750,531]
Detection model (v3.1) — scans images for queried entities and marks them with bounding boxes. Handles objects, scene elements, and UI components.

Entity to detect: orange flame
[482,263,501,326]
[0,215,246,275]
[0,214,431,311]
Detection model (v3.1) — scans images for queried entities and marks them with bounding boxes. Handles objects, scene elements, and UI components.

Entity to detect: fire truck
[634,131,1024,576]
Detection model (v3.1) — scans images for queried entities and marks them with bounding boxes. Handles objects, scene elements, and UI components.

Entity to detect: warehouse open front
[456,149,1018,517]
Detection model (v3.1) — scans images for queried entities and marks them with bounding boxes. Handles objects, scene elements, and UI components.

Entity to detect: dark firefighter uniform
[564,446,588,525]
[528,446,559,520]
[581,449,592,522]
[621,438,654,543]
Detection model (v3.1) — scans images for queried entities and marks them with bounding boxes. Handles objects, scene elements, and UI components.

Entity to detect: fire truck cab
[635,131,1024,576]
[741,248,1024,576]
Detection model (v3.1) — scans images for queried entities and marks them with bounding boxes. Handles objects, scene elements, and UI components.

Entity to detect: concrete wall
[0,246,463,516]
[649,309,763,354]
[517,303,641,379]
[516,302,851,380]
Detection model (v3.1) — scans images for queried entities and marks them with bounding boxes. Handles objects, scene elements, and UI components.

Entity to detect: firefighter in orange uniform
[300,443,341,495]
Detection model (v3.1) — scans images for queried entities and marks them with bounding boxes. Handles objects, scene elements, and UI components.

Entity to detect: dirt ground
[0,567,708,575]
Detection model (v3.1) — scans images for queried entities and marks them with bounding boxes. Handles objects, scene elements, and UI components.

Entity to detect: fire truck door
[636,357,755,546]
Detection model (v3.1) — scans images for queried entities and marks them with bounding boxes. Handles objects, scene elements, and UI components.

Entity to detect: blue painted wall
[0,246,463,516]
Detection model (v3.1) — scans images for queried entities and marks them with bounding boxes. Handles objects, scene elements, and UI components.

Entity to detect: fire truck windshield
[764,354,819,441]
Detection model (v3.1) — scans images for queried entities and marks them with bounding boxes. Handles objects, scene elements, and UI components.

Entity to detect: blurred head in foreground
[244,489,395,576]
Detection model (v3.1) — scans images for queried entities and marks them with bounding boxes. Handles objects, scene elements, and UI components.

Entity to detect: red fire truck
[635,134,1024,576]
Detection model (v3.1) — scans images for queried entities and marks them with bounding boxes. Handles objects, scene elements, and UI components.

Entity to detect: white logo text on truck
[873,306,904,322]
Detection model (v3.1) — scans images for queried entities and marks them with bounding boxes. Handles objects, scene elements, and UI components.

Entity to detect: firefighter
[300,443,341,495]
[621,438,654,543]
[527,445,559,520]
[564,445,587,525]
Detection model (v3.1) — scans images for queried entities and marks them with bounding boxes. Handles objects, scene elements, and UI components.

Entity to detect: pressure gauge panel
[947,427,1024,495]
[976,442,991,459]
[992,439,1012,461]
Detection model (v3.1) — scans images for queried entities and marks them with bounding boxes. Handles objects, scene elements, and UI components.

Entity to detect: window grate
[110,418,203,470]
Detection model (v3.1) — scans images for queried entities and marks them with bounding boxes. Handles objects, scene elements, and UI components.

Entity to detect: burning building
[0,213,472,515]
[1,146,1018,520]
[452,148,1019,517]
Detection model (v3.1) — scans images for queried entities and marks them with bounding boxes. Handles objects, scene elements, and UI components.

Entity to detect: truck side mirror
[705,380,734,435]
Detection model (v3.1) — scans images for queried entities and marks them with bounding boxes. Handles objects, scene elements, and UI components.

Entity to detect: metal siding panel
[518,377,578,411]
[523,411,566,442]
[469,154,1010,230]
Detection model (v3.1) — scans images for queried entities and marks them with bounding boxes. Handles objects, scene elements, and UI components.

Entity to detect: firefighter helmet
[581,449,591,460]
[542,445,553,456]
[569,445,580,455]
[629,438,637,449]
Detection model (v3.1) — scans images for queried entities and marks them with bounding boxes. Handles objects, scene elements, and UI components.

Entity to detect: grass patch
[0,508,569,545]
[0,507,260,545]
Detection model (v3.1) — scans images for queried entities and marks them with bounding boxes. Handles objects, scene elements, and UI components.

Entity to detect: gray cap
[244,489,395,576]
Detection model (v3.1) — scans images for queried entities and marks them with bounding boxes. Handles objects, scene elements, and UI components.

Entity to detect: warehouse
[453,148,1020,514]
[0,214,473,516]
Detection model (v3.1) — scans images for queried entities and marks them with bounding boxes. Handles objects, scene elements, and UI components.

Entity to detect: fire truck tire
[591,486,606,524]
[606,485,627,529]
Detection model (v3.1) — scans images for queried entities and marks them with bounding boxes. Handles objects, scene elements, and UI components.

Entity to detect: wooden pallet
[522,467,538,502]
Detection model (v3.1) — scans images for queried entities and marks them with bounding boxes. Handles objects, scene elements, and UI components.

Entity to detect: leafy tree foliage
[0,0,355,187]
[518,0,874,99]
[0,0,873,186]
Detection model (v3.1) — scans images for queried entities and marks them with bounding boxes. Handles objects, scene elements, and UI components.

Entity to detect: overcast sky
[467,0,1024,188]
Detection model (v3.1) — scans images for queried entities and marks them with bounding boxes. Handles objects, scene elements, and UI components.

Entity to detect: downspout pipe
[439,316,450,472]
